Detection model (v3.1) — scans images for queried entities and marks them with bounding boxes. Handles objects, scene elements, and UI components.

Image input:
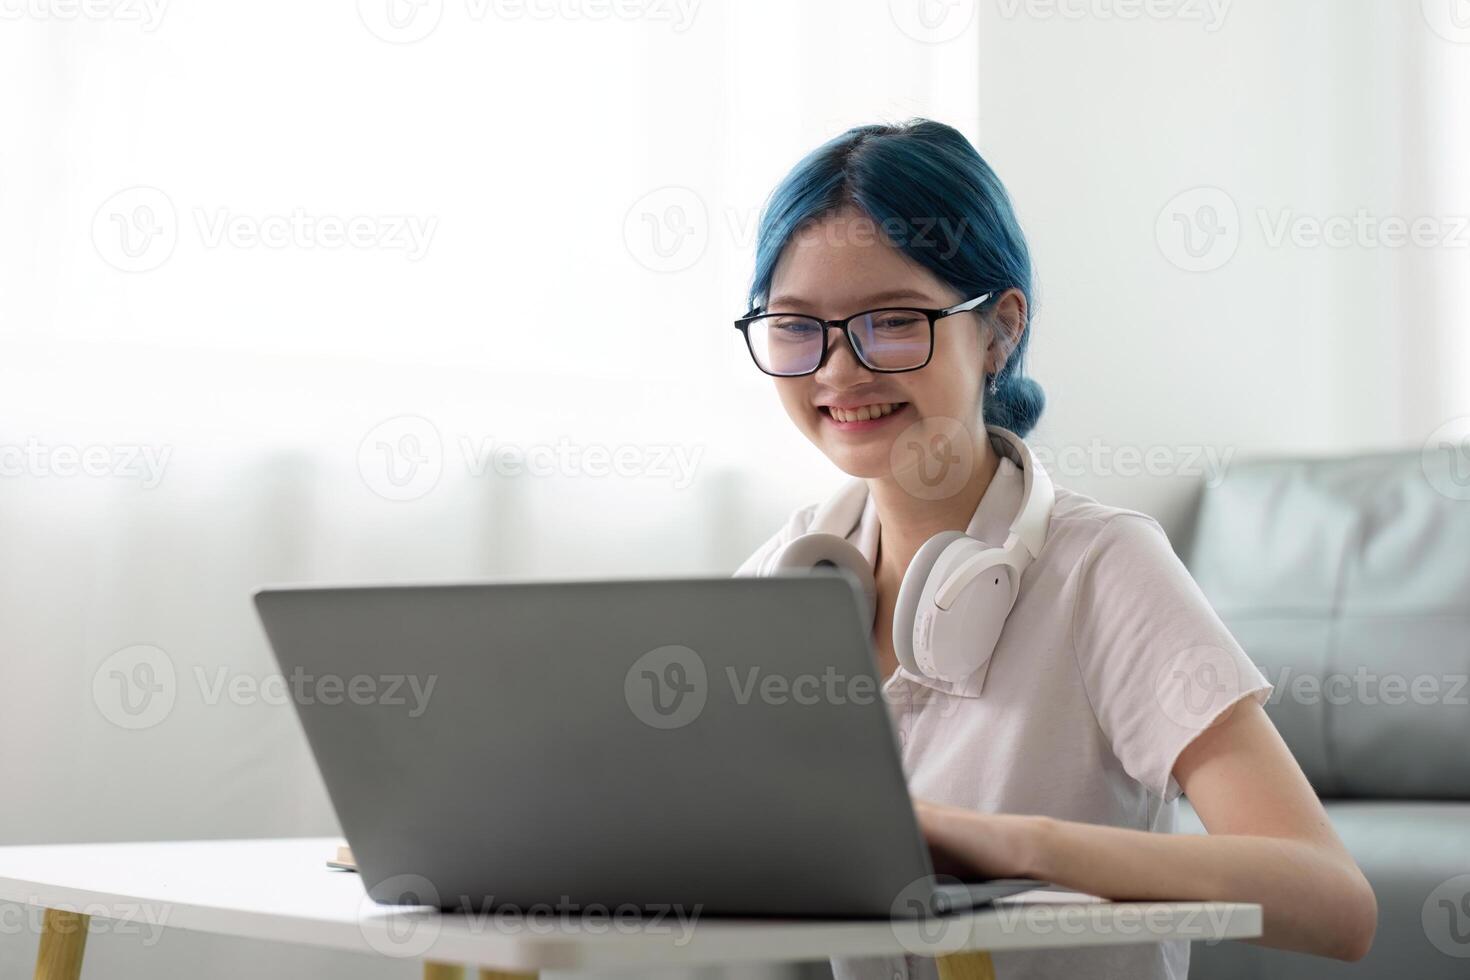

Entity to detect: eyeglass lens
[747,309,930,375]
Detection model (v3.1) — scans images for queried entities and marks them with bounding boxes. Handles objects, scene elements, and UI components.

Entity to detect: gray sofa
[1175,447,1470,978]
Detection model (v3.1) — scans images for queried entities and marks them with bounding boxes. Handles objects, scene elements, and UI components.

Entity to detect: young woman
[733,119,1376,980]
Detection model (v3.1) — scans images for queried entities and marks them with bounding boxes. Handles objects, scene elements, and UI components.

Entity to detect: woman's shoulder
[1042,483,1177,572]
[1046,484,1273,802]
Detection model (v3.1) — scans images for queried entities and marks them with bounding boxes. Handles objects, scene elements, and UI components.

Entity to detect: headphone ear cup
[913,542,1015,683]
[891,530,967,677]
[766,532,876,627]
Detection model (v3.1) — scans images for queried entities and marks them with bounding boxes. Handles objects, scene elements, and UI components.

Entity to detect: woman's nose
[814,326,873,385]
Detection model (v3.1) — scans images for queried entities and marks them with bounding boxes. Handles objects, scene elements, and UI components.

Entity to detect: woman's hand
[912,798,1048,881]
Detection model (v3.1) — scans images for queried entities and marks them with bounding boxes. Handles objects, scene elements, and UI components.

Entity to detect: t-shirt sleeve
[1070,513,1274,802]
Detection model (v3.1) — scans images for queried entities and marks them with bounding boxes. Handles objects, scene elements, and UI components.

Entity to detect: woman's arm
[915,697,1378,962]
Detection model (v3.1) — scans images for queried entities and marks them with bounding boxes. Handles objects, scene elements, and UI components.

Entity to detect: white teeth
[828,402,901,423]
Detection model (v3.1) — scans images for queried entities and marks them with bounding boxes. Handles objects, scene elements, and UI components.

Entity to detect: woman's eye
[875,315,922,331]
[771,320,819,336]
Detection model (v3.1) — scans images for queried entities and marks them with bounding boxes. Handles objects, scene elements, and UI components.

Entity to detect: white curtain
[0,2,979,978]
[1407,0,1470,426]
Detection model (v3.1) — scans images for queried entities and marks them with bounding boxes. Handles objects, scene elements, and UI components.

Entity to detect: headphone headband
[986,425,1055,563]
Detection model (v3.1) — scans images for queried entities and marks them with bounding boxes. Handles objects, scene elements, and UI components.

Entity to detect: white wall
[971,0,1470,540]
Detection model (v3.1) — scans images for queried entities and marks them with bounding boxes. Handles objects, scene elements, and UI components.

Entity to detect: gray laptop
[253,574,1044,918]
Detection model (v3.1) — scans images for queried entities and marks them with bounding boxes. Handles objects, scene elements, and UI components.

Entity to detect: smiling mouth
[820,401,909,424]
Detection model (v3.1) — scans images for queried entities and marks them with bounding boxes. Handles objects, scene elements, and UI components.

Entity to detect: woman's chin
[817,443,896,480]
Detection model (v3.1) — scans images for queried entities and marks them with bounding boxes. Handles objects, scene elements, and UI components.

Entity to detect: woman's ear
[984,288,1029,375]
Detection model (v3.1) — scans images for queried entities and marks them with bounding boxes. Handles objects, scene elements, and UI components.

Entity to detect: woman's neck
[869,432,1001,589]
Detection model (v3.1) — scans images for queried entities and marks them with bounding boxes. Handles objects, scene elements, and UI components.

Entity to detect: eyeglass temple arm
[940,291,994,317]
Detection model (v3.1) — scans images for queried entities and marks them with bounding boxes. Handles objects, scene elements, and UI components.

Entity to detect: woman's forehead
[768,231,952,313]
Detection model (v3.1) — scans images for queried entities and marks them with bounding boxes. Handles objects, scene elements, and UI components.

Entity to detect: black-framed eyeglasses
[733,292,996,377]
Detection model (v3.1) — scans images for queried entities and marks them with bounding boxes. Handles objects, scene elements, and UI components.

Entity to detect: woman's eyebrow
[767,288,940,310]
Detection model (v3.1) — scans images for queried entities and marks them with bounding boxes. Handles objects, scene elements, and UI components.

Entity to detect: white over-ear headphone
[756,425,1055,690]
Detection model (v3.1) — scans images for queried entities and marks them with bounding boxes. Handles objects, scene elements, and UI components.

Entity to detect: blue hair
[746,118,1045,437]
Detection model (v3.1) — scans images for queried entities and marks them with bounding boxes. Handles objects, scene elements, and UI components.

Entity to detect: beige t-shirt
[736,456,1273,980]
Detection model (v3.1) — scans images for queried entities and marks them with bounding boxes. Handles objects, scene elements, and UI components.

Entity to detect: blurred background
[2,0,1469,978]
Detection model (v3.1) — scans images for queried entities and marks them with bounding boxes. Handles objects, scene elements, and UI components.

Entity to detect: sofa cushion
[1186,449,1470,799]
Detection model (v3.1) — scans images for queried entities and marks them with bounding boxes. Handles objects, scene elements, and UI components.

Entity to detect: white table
[0,838,1261,980]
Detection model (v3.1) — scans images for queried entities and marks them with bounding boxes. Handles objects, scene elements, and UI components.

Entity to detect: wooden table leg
[34,909,90,980]
[422,965,537,980]
[936,950,996,980]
